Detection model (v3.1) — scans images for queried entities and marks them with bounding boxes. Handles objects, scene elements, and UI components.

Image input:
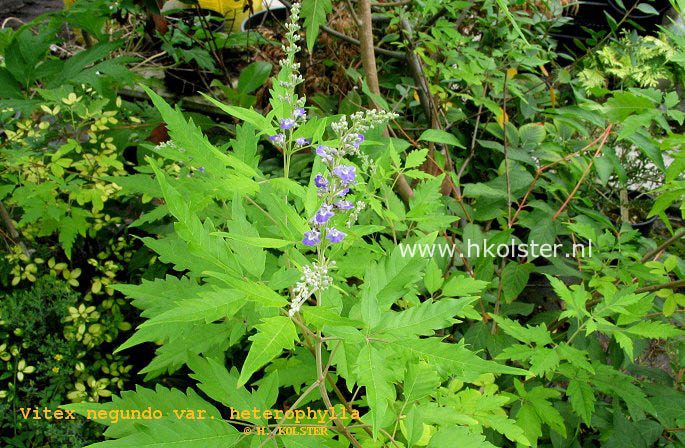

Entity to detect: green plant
[57,3,685,448]
[0,276,133,447]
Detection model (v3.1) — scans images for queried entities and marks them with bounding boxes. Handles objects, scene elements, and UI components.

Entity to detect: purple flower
[314,174,328,189]
[295,137,310,146]
[333,165,356,185]
[293,108,306,120]
[270,134,285,145]
[336,187,350,197]
[335,200,354,210]
[197,166,205,173]
[302,230,320,246]
[316,145,333,162]
[353,134,365,148]
[326,227,346,243]
[280,118,296,130]
[314,204,335,224]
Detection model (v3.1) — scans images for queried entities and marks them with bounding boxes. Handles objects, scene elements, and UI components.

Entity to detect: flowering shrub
[51,2,685,447]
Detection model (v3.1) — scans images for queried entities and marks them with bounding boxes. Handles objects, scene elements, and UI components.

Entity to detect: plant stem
[0,200,29,257]
[640,228,685,263]
[636,279,685,294]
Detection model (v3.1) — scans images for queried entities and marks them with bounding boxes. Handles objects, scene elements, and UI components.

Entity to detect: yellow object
[161,0,278,32]
[200,0,257,31]
[65,0,278,32]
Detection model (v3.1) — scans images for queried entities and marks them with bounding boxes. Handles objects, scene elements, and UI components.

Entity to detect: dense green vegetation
[0,0,684,446]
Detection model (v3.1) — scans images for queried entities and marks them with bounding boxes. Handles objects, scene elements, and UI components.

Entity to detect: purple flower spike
[302,230,320,246]
[293,108,307,120]
[270,134,285,145]
[333,165,356,185]
[326,227,346,243]
[335,200,354,210]
[314,204,335,224]
[314,174,328,189]
[353,134,365,148]
[280,118,296,130]
[316,145,333,162]
[295,137,310,146]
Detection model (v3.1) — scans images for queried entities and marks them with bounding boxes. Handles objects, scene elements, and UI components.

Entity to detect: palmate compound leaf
[237,316,298,387]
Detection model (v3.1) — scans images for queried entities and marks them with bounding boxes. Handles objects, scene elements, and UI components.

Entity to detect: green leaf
[212,232,294,248]
[625,130,665,172]
[355,344,396,436]
[137,288,246,329]
[529,348,560,377]
[526,387,566,437]
[556,343,595,374]
[301,306,364,329]
[428,426,498,447]
[519,123,546,148]
[500,263,534,303]
[188,356,269,424]
[82,418,240,447]
[405,148,429,169]
[238,316,298,387]
[201,93,276,137]
[395,338,529,381]
[624,321,685,339]
[489,315,552,346]
[237,61,272,95]
[377,298,479,336]
[423,260,444,294]
[604,91,654,122]
[566,379,595,426]
[145,87,260,179]
[204,271,287,308]
[635,3,659,14]
[0,67,23,99]
[403,362,440,403]
[441,274,489,297]
[301,0,333,52]
[139,323,231,379]
[59,216,78,259]
[61,384,222,439]
[418,129,465,148]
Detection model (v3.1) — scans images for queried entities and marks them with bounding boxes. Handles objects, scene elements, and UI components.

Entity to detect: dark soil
[0,0,63,28]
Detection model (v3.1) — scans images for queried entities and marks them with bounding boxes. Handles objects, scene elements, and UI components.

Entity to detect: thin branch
[552,125,613,220]
[0,201,29,257]
[641,228,685,263]
[635,279,685,294]
[344,0,362,27]
[509,124,613,227]
[503,73,512,227]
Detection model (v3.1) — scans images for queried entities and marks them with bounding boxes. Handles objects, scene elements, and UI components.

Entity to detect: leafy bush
[59,4,685,448]
[0,275,133,447]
